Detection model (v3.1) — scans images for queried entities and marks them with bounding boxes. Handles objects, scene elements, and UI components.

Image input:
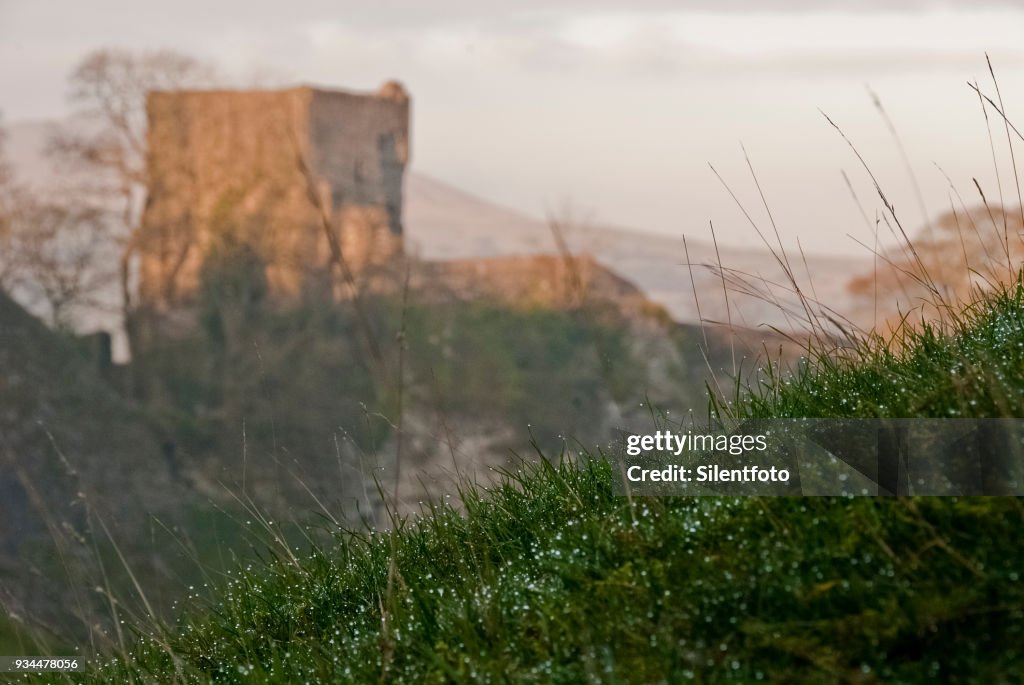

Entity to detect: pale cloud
[3,1,1023,119]
[280,7,1024,88]
[553,9,1024,75]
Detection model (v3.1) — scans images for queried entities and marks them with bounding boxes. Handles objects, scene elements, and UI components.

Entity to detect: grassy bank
[40,282,1024,683]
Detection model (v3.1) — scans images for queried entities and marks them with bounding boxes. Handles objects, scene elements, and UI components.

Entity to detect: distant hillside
[405,172,871,333]
[125,251,752,522]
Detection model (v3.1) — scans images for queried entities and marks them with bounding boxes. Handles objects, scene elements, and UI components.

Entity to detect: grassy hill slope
[65,284,1024,683]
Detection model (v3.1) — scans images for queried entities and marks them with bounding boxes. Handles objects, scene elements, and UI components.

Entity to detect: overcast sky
[2,0,1023,254]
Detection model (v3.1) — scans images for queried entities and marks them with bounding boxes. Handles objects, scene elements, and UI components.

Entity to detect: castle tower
[136,82,410,309]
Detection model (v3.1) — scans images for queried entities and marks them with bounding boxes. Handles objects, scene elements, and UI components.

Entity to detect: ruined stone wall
[410,254,651,314]
[137,83,410,309]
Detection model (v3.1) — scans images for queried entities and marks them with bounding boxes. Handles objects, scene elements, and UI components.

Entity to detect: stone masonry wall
[136,82,410,309]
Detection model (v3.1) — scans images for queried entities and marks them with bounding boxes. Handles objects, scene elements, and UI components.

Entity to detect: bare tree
[4,195,115,329]
[0,114,10,188]
[0,115,11,247]
[0,113,26,290]
[1,114,115,327]
[49,49,215,327]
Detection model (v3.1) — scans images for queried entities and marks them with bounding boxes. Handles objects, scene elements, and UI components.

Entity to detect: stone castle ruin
[132,80,645,332]
[136,81,410,309]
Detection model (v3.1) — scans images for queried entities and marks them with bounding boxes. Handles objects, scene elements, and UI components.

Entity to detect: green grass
[741,285,1024,420]
[34,283,1024,683]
